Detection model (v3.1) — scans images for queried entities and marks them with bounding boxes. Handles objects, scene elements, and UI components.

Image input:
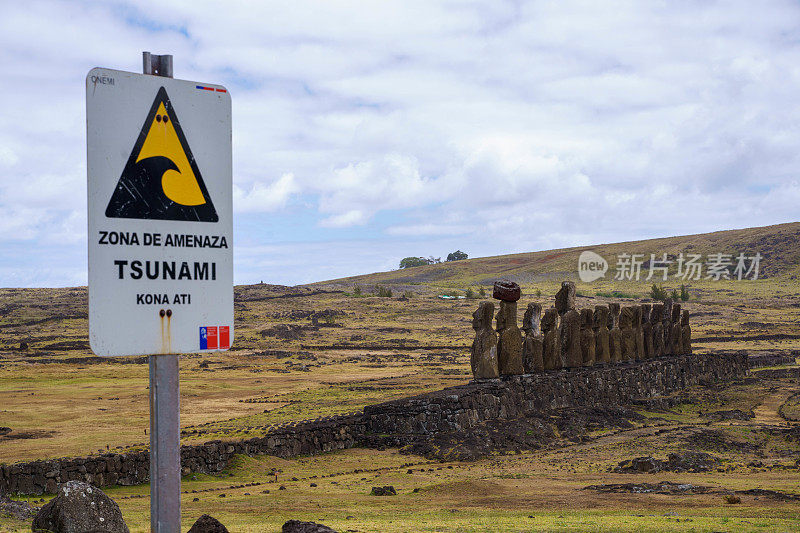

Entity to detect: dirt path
[752,386,796,425]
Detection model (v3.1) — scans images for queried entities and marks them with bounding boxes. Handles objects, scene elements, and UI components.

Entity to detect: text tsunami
[114,260,216,280]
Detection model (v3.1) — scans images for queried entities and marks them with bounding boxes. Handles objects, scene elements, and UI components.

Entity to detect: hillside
[316,221,800,292]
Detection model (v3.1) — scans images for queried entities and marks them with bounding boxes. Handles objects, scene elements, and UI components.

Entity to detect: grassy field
[0,222,799,531]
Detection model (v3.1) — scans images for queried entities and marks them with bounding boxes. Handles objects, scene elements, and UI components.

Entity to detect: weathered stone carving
[580,308,596,366]
[641,304,653,359]
[470,302,499,379]
[522,303,544,373]
[681,309,692,355]
[541,307,561,370]
[593,305,611,364]
[608,303,622,363]
[560,308,582,368]
[496,301,524,375]
[670,303,683,355]
[619,306,636,362]
[662,298,674,355]
[633,305,644,361]
[651,303,664,357]
[555,281,576,315]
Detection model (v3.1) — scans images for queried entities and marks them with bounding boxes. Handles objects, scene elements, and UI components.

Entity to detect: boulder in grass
[187,514,229,533]
[370,486,397,496]
[31,481,128,533]
[282,519,337,533]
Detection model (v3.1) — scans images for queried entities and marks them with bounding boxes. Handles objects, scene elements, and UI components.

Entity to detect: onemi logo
[578,251,608,282]
[105,87,218,222]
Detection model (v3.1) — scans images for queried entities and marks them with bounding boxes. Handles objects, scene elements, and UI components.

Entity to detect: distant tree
[670,288,679,301]
[399,257,430,269]
[446,250,468,262]
[479,286,486,298]
[679,284,690,301]
[650,284,668,301]
[465,288,475,299]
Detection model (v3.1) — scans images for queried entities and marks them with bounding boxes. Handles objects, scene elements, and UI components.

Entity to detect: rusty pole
[144,51,181,533]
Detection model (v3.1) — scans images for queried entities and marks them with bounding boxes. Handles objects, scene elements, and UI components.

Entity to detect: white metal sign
[87,68,233,356]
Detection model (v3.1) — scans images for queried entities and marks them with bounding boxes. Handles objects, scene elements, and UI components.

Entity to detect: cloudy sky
[1,1,799,287]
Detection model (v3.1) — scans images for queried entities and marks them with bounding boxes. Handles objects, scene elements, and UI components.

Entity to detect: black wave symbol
[105,156,218,222]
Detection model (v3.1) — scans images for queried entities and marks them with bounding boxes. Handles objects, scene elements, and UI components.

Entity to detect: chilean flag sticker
[199,327,208,349]
[200,326,229,350]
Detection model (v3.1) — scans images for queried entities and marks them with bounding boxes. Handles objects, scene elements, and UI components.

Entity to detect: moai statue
[681,310,692,355]
[522,303,544,373]
[555,281,576,315]
[493,281,524,375]
[560,308,582,368]
[580,308,596,367]
[662,298,674,356]
[619,306,636,362]
[670,303,683,355]
[608,303,622,363]
[651,303,664,357]
[470,302,499,379]
[593,305,611,364]
[633,305,644,361]
[541,308,561,370]
[641,304,653,359]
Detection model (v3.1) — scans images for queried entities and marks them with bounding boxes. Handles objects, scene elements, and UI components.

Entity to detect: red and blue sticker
[196,85,227,93]
[200,326,230,350]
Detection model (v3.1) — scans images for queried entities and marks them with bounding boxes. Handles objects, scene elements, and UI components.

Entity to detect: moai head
[580,308,594,328]
[495,301,517,331]
[472,301,495,331]
[608,303,621,328]
[662,298,673,322]
[554,281,576,315]
[671,303,682,323]
[522,303,542,334]
[681,309,689,326]
[541,307,559,333]
[650,303,663,323]
[593,305,609,329]
[619,306,634,329]
[641,303,652,324]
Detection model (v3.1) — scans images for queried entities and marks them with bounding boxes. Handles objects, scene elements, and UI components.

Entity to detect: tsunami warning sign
[87,67,233,357]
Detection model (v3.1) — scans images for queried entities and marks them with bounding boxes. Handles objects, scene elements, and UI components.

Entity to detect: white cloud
[233,173,299,213]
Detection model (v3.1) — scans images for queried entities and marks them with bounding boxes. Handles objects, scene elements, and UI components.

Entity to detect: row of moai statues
[470,280,693,379]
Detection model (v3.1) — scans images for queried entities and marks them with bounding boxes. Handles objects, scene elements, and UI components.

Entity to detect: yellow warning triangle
[105,87,218,222]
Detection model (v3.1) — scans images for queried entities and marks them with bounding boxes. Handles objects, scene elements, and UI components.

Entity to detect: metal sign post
[144,52,181,533]
[86,52,233,533]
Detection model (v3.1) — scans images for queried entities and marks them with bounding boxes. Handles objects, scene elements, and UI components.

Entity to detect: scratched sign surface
[87,68,233,356]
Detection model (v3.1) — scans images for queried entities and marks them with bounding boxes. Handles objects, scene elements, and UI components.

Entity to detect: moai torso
[662,299,673,356]
[651,304,664,357]
[633,305,644,361]
[608,303,622,363]
[681,309,692,355]
[496,300,524,375]
[580,308,596,366]
[522,303,544,373]
[560,309,582,368]
[641,304,653,359]
[470,301,499,379]
[619,306,636,362]
[541,307,561,370]
[670,303,682,355]
[594,305,611,364]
